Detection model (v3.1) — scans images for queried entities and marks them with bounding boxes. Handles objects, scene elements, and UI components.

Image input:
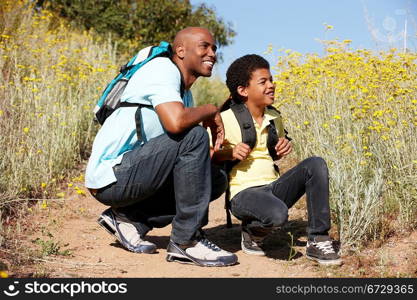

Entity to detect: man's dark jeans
[93,126,227,245]
[230,156,331,240]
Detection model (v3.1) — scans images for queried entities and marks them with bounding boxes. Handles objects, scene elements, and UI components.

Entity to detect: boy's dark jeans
[93,126,227,245]
[230,156,331,240]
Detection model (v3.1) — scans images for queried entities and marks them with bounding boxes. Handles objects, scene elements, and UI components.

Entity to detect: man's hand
[275,137,292,159]
[203,110,224,152]
[232,143,251,161]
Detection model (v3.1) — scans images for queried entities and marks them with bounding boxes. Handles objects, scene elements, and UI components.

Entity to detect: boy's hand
[233,143,251,161]
[275,137,292,159]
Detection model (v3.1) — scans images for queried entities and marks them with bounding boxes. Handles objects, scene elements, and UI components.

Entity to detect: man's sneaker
[97,208,157,254]
[241,228,266,256]
[306,235,342,265]
[166,238,238,267]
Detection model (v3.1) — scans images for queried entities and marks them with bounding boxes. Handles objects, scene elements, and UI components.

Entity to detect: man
[85,27,237,267]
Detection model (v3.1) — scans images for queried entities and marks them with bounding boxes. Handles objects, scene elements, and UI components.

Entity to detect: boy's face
[239,68,275,107]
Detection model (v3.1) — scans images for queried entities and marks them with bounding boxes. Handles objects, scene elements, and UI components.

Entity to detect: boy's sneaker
[241,228,266,256]
[166,237,238,267]
[97,208,157,254]
[306,235,342,265]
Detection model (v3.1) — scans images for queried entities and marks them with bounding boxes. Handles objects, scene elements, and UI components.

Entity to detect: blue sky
[190,0,417,79]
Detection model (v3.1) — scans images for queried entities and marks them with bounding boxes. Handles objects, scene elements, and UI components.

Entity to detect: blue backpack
[94,41,184,133]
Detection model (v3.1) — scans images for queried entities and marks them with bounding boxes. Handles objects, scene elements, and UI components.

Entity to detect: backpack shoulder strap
[267,105,292,141]
[266,105,293,173]
[266,105,281,162]
[223,101,256,228]
[171,61,185,98]
[230,101,256,149]
[122,42,181,143]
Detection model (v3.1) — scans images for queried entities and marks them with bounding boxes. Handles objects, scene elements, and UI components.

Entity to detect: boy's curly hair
[225,54,270,102]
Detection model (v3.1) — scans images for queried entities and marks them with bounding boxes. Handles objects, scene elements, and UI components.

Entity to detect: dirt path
[12,162,416,278]
[27,190,329,278]
[22,186,417,278]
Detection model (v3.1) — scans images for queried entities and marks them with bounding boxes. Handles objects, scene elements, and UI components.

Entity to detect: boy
[212,54,341,265]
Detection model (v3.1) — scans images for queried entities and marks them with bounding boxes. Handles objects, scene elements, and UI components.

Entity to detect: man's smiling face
[182,28,217,77]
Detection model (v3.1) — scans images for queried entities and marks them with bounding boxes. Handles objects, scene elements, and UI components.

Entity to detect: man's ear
[237,86,248,98]
[175,45,186,59]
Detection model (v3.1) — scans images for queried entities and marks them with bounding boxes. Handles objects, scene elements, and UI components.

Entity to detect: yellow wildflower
[76,189,86,196]
[0,271,8,278]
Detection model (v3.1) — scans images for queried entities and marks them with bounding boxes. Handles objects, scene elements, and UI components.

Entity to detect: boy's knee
[305,156,328,174]
[266,206,288,227]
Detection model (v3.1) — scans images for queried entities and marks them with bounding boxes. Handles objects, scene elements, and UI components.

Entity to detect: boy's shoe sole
[306,254,342,266]
[241,240,266,256]
[166,241,238,267]
[97,209,156,254]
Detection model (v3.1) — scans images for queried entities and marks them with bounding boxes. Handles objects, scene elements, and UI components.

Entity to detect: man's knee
[176,126,209,154]
[185,126,209,143]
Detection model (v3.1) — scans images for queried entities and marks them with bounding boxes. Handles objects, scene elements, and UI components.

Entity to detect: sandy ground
[27,190,326,278]
[14,187,415,278]
[6,159,416,278]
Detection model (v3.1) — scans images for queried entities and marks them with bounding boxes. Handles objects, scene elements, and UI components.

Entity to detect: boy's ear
[237,86,248,98]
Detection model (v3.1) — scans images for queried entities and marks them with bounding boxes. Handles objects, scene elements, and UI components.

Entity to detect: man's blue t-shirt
[85,57,193,189]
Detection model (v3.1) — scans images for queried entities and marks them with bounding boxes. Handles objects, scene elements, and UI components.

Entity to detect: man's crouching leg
[166,126,237,267]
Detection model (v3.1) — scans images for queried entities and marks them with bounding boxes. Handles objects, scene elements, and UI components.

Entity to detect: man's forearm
[177,104,218,133]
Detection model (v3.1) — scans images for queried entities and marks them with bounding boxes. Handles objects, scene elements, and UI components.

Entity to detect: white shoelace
[314,240,335,254]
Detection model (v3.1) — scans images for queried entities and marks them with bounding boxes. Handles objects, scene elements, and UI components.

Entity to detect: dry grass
[272,40,417,249]
[0,2,117,201]
[0,1,118,251]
